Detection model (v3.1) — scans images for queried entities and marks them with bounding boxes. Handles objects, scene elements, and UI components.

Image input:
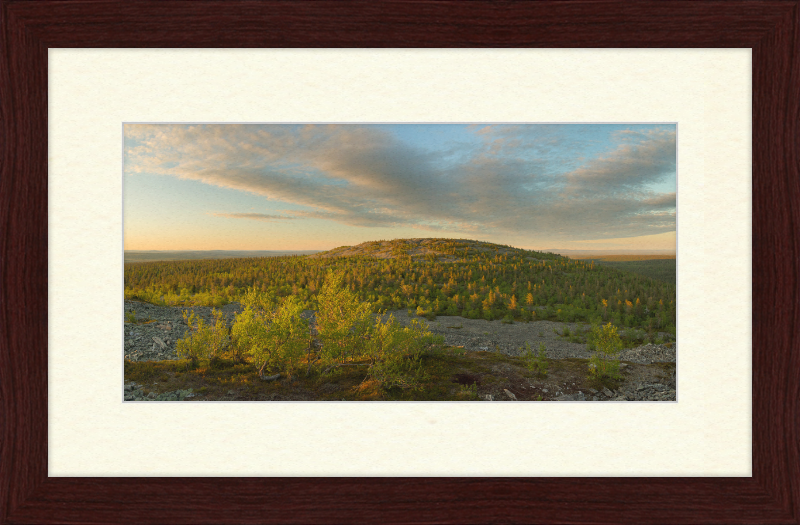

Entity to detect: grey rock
[602,387,613,397]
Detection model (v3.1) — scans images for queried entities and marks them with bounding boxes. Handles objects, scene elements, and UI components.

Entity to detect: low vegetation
[523,342,549,377]
[124,346,675,402]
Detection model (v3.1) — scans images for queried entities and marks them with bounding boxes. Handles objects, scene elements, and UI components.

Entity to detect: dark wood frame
[1,1,797,523]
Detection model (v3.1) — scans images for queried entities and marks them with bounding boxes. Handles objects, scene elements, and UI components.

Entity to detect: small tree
[508,295,518,311]
[315,272,374,366]
[364,315,441,391]
[232,289,310,378]
[523,342,548,377]
[588,322,623,380]
[176,308,229,367]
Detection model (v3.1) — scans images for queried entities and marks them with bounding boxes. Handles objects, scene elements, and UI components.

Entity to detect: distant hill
[308,238,557,262]
[124,250,321,263]
[544,249,675,258]
[581,258,677,284]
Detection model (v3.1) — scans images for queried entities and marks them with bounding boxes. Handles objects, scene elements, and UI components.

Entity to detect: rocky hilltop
[307,237,549,262]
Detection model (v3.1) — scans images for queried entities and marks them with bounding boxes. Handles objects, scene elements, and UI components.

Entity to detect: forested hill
[124,238,676,333]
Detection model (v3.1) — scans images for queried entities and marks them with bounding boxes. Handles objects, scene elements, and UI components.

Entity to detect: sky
[123,123,676,252]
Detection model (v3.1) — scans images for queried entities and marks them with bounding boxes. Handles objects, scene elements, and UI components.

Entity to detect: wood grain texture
[1,1,797,523]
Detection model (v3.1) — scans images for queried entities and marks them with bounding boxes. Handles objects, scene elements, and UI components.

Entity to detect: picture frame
[1,1,796,523]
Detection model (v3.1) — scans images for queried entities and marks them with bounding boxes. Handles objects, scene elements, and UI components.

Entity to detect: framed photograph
[2,1,796,523]
[121,122,678,403]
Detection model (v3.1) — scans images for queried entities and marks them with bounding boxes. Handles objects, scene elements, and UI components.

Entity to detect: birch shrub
[365,315,443,391]
[231,289,309,378]
[315,272,444,390]
[315,272,373,367]
[176,308,229,367]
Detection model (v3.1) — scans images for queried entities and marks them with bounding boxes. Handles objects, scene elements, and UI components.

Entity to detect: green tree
[364,315,441,391]
[232,289,310,378]
[315,272,374,366]
[588,322,623,380]
[176,308,229,367]
[522,342,548,377]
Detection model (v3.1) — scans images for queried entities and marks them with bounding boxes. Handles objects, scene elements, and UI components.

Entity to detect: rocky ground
[124,300,243,362]
[375,309,676,364]
[123,300,677,401]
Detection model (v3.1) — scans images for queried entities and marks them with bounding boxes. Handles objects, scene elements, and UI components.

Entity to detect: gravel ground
[377,309,676,364]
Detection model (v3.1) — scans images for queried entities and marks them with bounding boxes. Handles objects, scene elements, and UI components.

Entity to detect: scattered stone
[485,394,494,401]
[542,389,548,393]
[602,387,613,397]
[554,392,585,401]
[587,388,598,394]
[503,389,517,401]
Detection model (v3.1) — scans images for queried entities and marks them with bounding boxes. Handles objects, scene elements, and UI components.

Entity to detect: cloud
[563,128,676,197]
[125,124,676,243]
[210,212,297,222]
[640,192,677,208]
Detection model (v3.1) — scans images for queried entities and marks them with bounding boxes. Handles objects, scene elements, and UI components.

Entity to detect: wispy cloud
[210,212,297,222]
[125,124,676,243]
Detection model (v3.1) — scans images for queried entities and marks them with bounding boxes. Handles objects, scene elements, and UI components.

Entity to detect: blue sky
[123,123,676,251]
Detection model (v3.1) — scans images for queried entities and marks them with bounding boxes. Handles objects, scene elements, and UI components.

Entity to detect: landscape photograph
[123,123,677,402]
